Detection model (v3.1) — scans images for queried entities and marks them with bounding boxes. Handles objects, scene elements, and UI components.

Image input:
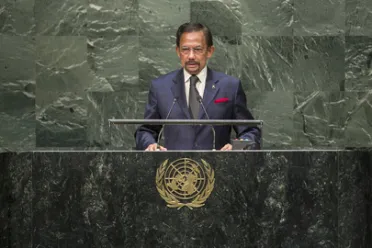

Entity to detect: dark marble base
[0,153,32,247]
[0,150,371,247]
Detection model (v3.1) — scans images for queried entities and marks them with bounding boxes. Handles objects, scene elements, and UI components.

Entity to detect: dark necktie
[189,75,200,119]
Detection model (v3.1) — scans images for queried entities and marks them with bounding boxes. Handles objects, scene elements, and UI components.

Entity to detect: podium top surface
[108,119,263,126]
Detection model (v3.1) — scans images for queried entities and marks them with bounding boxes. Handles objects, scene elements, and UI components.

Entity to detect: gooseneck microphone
[157,97,178,149]
[196,94,216,151]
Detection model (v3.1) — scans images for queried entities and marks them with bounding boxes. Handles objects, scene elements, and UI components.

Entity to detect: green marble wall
[1,0,372,151]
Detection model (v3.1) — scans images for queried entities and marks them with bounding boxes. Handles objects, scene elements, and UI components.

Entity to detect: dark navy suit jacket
[135,67,261,150]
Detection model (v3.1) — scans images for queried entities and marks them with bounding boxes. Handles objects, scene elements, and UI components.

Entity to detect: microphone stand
[156,97,178,150]
[196,95,216,151]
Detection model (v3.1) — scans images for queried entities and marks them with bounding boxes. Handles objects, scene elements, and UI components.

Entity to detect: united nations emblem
[156,158,215,209]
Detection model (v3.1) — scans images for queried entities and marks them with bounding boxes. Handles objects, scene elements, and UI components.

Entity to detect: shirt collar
[183,66,207,84]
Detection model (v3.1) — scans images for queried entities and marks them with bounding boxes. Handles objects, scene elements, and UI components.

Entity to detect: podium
[1,150,371,247]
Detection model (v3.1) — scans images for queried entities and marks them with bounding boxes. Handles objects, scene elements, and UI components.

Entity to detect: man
[135,22,261,151]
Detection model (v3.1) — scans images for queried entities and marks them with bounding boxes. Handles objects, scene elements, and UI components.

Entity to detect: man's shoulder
[209,69,240,84]
[152,69,181,85]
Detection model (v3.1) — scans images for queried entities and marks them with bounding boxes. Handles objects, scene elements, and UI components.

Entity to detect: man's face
[176,31,215,75]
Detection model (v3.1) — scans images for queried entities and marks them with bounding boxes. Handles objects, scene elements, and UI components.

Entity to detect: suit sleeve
[134,82,162,150]
[232,81,262,147]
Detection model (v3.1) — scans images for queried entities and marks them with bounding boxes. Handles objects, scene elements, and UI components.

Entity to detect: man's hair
[176,22,213,48]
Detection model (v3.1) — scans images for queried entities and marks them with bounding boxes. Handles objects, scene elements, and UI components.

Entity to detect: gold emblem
[156,158,215,209]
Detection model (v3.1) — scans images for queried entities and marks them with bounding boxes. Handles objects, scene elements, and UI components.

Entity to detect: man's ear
[207,46,215,58]
[176,46,181,58]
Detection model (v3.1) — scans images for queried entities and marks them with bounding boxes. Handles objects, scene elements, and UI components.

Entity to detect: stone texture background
[1,0,372,151]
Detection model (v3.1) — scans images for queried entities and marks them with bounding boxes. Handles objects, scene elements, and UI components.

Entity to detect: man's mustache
[186,61,199,65]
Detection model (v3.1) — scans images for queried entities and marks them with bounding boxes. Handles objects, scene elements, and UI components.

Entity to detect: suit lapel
[199,67,220,119]
[171,69,191,119]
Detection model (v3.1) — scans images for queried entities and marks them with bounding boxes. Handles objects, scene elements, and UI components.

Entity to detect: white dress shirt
[184,66,207,106]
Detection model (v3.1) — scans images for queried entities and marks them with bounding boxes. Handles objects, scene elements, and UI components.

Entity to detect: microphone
[156,97,178,149]
[195,94,216,151]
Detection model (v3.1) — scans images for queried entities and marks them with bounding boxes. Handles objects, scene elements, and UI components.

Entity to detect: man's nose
[188,49,196,59]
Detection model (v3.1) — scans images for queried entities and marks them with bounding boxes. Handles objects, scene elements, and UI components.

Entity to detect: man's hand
[220,143,232,151]
[145,143,167,151]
